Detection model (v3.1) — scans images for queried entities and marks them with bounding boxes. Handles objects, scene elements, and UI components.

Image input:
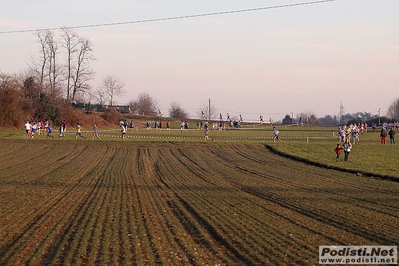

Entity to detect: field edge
[265,144,399,182]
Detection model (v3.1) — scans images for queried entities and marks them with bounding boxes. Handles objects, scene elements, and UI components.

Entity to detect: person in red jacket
[380,127,387,144]
[334,143,343,162]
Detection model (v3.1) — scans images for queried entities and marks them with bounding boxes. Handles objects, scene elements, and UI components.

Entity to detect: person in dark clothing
[388,128,396,144]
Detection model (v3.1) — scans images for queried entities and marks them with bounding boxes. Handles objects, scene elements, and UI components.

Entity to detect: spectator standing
[380,127,387,144]
[388,128,395,144]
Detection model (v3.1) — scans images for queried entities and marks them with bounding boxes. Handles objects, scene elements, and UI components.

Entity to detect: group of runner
[337,122,397,145]
[24,120,58,139]
[334,122,398,162]
[145,120,171,131]
[338,124,362,144]
[28,118,396,146]
[24,118,276,142]
[24,119,102,140]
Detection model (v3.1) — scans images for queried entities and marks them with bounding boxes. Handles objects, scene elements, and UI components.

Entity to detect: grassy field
[2,125,398,179]
[267,127,399,180]
[1,125,398,265]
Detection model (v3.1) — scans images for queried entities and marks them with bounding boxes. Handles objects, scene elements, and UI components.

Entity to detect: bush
[0,88,27,128]
[101,108,122,125]
[55,106,113,130]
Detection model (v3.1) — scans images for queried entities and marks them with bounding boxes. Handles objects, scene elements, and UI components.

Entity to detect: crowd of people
[24,120,67,139]
[334,122,397,162]
[144,120,172,131]
[24,119,102,140]
[337,123,368,143]
[24,118,398,149]
[335,123,368,162]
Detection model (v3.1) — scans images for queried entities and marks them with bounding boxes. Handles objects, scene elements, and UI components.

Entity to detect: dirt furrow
[1,142,398,265]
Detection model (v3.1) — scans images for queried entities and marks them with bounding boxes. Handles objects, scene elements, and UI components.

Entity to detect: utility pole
[378,108,381,126]
[208,98,211,121]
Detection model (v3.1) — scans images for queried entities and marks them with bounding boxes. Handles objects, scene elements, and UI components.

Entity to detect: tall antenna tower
[339,101,345,120]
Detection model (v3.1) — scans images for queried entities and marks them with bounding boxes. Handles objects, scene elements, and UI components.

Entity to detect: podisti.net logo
[319,246,397,265]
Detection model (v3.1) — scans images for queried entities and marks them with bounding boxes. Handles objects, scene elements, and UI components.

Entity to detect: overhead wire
[1,0,336,120]
[0,0,335,34]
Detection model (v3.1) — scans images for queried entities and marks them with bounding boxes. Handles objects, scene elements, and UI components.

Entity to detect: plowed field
[0,140,398,265]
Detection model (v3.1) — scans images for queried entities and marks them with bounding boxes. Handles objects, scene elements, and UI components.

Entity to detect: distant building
[338,101,345,121]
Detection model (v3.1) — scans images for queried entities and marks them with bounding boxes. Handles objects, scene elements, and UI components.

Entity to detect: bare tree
[34,30,49,92]
[196,101,217,120]
[61,28,95,101]
[297,111,319,126]
[316,115,338,126]
[31,30,64,97]
[129,92,159,116]
[70,38,95,101]
[0,72,19,93]
[29,31,54,95]
[61,28,79,100]
[169,102,189,119]
[100,75,125,106]
[30,29,94,102]
[387,98,399,120]
[46,30,60,96]
[91,87,108,106]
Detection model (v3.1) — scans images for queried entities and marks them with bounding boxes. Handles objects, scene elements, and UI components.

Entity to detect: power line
[0,0,335,34]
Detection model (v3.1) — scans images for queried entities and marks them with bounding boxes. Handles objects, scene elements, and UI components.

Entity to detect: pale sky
[1,0,398,121]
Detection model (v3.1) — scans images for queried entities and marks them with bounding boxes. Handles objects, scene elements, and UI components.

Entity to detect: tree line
[0,28,194,128]
[281,110,397,126]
